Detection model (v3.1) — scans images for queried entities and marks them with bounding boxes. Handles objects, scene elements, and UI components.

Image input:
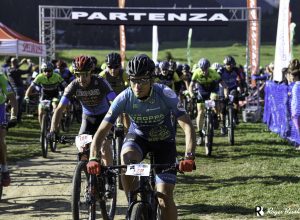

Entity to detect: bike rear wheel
[129,202,151,220]
[41,114,48,158]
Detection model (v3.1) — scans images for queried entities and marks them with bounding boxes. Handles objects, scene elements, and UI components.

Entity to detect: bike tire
[72,160,97,220]
[205,111,214,156]
[98,173,117,220]
[129,202,151,220]
[115,135,124,190]
[228,107,235,146]
[41,114,48,158]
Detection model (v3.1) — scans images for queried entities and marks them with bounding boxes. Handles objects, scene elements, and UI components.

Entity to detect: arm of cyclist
[177,114,197,172]
[50,102,67,132]
[87,120,114,174]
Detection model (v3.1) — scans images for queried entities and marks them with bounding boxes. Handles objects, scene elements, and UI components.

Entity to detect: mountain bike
[40,99,57,158]
[61,134,117,220]
[203,100,216,156]
[225,94,235,145]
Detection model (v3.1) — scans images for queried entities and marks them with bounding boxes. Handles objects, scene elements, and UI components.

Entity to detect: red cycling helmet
[72,55,94,72]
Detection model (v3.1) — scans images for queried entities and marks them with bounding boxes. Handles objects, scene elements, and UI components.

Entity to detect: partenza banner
[71,8,230,25]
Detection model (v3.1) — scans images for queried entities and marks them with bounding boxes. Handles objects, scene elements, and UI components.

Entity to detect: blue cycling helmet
[198,58,210,70]
[159,61,170,71]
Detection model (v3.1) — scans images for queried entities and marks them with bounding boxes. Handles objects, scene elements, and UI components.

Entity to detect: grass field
[6,115,300,219]
[53,41,300,69]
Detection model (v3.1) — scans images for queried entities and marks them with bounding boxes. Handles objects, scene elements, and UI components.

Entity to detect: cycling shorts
[0,104,7,128]
[79,113,106,136]
[122,133,177,185]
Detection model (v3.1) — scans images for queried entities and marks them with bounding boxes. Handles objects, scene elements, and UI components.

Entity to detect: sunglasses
[129,77,151,85]
[74,71,91,77]
[108,65,120,69]
[43,68,53,73]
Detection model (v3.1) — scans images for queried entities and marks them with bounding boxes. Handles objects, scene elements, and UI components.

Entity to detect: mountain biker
[99,52,130,131]
[99,52,129,96]
[25,62,66,128]
[189,58,220,145]
[155,61,181,91]
[50,55,116,166]
[218,55,241,135]
[87,54,196,220]
[0,72,14,187]
[54,60,75,84]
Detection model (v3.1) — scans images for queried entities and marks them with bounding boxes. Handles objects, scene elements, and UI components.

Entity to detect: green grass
[54,41,300,68]
[6,116,300,219]
[175,122,300,219]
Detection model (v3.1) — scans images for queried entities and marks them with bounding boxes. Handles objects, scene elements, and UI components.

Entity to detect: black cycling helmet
[127,54,155,77]
[106,52,121,68]
[223,55,236,66]
[182,64,190,72]
[176,64,183,72]
[198,58,211,70]
[159,61,170,71]
[72,55,94,72]
[41,62,54,72]
[169,60,177,71]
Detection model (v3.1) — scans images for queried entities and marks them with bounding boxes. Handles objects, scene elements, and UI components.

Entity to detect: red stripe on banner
[119,0,126,68]
[247,0,259,87]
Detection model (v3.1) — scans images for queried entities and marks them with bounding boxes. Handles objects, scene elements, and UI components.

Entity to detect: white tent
[0,22,46,57]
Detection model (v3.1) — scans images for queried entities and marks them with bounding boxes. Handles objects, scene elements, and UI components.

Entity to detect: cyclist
[99,52,129,95]
[218,56,241,134]
[50,55,116,166]
[155,61,181,91]
[87,54,196,220]
[25,62,66,128]
[189,58,220,145]
[55,60,75,84]
[0,72,13,186]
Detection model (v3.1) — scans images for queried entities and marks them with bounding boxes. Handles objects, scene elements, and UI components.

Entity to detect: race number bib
[125,164,151,176]
[75,134,93,152]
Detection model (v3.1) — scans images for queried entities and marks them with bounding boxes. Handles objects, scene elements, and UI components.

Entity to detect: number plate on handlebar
[125,164,151,176]
[75,134,93,152]
[205,100,215,108]
[40,100,51,108]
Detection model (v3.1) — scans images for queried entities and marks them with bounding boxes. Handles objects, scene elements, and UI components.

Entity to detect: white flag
[273,0,291,82]
[152,25,159,63]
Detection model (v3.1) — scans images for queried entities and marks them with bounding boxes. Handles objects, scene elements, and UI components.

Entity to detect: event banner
[71,8,230,26]
[247,0,260,86]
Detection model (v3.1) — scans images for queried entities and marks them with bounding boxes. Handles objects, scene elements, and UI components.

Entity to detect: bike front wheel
[72,160,99,220]
[41,114,48,158]
[227,107,235,145]
[129,202,151,220]
[204,112,214,156]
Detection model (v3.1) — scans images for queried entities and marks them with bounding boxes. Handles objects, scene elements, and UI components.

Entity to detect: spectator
[291,69,300,140]
[7,57,32,122]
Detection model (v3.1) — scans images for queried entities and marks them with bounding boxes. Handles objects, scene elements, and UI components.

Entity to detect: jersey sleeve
[99,70,106,78]
[0,74,8,96]
[103,91,127,124]
[160,85,186,118]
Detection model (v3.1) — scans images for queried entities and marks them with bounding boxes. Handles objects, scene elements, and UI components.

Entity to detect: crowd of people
[2,52,295,219]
